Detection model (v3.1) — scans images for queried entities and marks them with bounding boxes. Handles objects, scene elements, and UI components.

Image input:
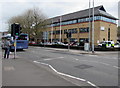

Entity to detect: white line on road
[43,57,64,61]
[87,81,99,87]
[43,59,52,61]
[74,58,119,69]
[4,66,15,71]
[33,61,40,63]
[113,66,120,69]
[75,59,79,60]
[58,57,64,58]
[84,54,118,60]
[33,60,98,88]
[88,55,98,57]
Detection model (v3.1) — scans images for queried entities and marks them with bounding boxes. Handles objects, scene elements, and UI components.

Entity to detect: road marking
[33,60,98,88]
[84,54,118,60]
[99,62,109,66]
[113,66,120,69]
[4,66,15,71]
[75,59,79,60]
[87,81,98,87]
[43,59,52,61]
[43,57,64,61]
[58,57,64,58]
[88,55,98,57]
[33,61,40,63]
[74,58,119,69]
[74,58,111,66]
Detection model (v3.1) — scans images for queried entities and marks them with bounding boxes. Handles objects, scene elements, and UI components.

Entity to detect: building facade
[45,5,118,46]
[118,1,120,26]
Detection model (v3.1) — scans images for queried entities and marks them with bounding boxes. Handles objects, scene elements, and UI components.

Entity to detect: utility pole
[51,19,53,43]
[59,16,62,42]
[92,0,95,53]
[88,0,91,51]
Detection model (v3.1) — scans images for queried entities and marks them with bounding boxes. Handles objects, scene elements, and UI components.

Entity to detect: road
[2,46,119,87]
[18,47,119,87]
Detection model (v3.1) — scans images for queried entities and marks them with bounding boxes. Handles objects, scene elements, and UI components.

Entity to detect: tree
[8,7,48,42]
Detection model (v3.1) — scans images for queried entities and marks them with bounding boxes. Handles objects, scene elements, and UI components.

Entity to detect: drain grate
[75,64,93,69]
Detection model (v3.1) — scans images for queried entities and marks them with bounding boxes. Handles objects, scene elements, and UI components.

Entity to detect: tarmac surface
[1,47,119,87]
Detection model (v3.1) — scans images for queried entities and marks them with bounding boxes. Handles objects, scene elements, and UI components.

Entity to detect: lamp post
[59,16,62,42]
[88,0,91,51]
[51,19,53,43]
[92,0,95,53]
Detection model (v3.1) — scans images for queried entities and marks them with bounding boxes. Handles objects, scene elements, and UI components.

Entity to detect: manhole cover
[75,64,93,69]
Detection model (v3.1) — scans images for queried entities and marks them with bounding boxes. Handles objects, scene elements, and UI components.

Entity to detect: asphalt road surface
[2,46,119,87]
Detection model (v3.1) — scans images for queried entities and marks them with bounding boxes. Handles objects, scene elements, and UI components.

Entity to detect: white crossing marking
[4,66,15,71]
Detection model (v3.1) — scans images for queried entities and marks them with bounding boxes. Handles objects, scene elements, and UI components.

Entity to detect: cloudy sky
[0,0,119,32]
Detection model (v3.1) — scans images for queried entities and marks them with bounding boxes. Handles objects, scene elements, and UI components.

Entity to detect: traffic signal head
[11,23,21,36]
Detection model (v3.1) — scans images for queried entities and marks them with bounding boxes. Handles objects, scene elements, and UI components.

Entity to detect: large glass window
[64,29,68,34]
[50,16,116,27]
[68,28,78,34]
[79,27,89,33]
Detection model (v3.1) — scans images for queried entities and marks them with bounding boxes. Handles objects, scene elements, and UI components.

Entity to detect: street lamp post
[88,0,91,51]
[92,0,95,53]
[51,19,53,43]
[59,16,62,42]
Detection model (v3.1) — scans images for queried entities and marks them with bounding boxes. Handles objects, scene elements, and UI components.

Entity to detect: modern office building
[45,5,118,46]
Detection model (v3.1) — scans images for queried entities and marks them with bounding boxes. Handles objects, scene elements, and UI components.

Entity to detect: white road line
[43,57,64,61]
[113,66,120,69]
[33,60,98,88]
[87,81,98,87]
[85,54,118,60]
[43,59,52,61]
[4,66,15,71]
[74,58,119,69]
[58,57,64,58]
[33,61,40,63]
[99,62,109,66]
[75,59,79,60]
[88,55,98,57]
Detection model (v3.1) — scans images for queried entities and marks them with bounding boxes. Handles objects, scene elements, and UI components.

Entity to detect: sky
[0,0,119,32]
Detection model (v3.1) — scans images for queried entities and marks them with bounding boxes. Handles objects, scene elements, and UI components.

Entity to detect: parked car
[98,42,105,47]
[70,42,79,46]
[114,43,120,48]
[40,42,52,45]
[29,41,36,44]
[51,42,66,45]
[98,41,114,48]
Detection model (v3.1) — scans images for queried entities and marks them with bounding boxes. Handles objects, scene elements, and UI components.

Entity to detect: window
[79,27,89,33]
[56,30,60,34]
[68,28,78,34]
[100,16,116,24]
[64,29,68,34]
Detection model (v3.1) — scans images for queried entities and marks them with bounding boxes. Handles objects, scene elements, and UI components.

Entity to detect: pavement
[42,47,119,55]
[2,51,77,86]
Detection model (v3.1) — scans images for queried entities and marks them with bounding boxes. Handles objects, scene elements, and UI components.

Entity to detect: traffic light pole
[14,36,16,59]
[68,38,70,51]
